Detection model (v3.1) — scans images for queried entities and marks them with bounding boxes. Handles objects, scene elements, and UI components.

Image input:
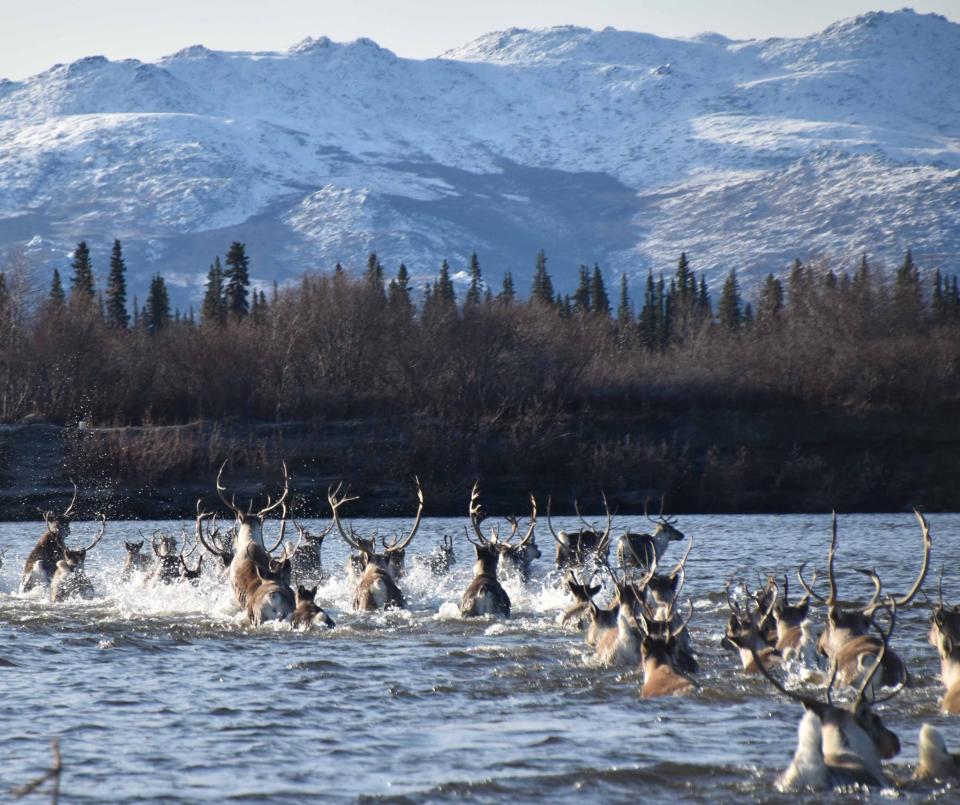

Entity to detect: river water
[0,512,957,803]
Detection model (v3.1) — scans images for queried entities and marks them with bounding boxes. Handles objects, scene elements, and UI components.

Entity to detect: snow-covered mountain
[0,8,958,304]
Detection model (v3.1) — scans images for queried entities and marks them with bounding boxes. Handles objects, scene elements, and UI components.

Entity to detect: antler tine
[826,511,839,606]
[545,495,564,547]
[796,562,827,604]
[670,535,693,579]
[725,578,742,617]
[856,568,883,615]
[782,573,790,605]
[264,502,288,554]
[216,460,244,519]
[938,565,945,608]
[857,598,897,704]
[574,498,596,532]
[81,513,107,552]
[643,496,654,524]
[257,461,290,518]
[463,524,482,548]
[596,492,613,556]
[62,481,79,519]
[824,659,840,706]
[668,598,695,641]
[386,476,424,553]
[328,482,361,550]
[515,494,538,548]
[891,509,932,607]
[196,499,231,558]
[468,481,488,546]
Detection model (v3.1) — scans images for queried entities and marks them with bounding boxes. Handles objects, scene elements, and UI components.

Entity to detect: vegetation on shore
[0,242,958,514]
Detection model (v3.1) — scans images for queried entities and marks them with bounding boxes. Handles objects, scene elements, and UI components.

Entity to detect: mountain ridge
[0,8,957,303]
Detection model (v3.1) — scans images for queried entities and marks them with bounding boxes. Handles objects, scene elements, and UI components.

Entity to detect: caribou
[21,483,79,593]
[49,513,106,603]
[289,518,334,585]
[415,535,456,576]
[637,599,697,698]
[768,574,813,661]
[722,581,782,674]
[546,495,611,571]
[927,569,960,714]
[213,461,295,624]
[120,539,151,581]
[291,584,336,629]
[914,724,960,781]
[328,482,412,611]
[754,601,903,791]
[616,498,685,570]
[459,482,514,618]
[561,571,602,630]
[495,502,539,583]
[798,510,930,688]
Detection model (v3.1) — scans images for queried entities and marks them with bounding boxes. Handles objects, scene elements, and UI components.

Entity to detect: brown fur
[21,530,65,593]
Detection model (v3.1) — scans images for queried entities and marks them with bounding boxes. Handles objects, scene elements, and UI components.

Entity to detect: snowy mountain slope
[0,8,957,304]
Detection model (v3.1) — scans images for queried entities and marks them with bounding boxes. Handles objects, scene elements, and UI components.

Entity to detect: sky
[1,0,957,80]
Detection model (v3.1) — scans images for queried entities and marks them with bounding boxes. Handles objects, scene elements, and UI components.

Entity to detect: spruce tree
[932,269,946,322]
[69,241,96,304]
[223,241,250,318]
[573,265,591,313]
[49,269,66,307]
[464,253,483,306]
[498,272,515,304]
[388,263,412,312]
[617,273,632,323]
[531,249,554,306]
[365,252,385,299]
[436,260,457,307]
[718,268,742,331]
[590,264,610,316]
[697,274,711,321]
[756,274,784,326]
[202,257,226,325]
[105,239,129,329]
[895,248,922,316]
[145,274,171,332]
[132,295,140,328]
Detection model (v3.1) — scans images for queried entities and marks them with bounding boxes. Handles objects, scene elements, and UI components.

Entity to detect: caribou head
[292,584,336,629]
[216,460,290,552]
[637,599,697,698]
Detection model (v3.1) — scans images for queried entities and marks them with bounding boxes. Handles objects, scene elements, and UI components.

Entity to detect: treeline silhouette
[1,242,959,513]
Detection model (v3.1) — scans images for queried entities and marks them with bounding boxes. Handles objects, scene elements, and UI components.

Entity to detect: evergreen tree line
[0,241,958,427]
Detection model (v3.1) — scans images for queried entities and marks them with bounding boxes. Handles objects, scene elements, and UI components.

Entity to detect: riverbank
[1,407,957,520]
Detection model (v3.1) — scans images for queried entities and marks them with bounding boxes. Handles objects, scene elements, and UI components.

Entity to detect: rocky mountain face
[0,9,957,303]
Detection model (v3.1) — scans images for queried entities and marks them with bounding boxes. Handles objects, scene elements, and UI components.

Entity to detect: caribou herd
[8,463,960,792]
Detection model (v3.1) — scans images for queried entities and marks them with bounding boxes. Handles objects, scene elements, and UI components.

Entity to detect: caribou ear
[797,600,810,619]
[588,584,601,597]
[943,634,956,656]
[829,607,841,626]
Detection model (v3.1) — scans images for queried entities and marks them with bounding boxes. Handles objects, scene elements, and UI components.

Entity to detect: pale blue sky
[1,0,957,80]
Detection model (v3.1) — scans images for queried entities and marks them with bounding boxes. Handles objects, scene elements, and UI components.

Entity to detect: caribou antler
[890,509,931,607]
[62,482,79,519]
[328,482,361,550]
[467,481,488,546]
[796,562,827,604]
[77,513,107,552]
[382,476,424,553]
[826,511,839,606]
[257,462,290,518]
[263,502,288,554]
[216,461,244,520]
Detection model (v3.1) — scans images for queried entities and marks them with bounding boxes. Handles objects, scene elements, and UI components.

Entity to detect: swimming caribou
[21,483,80,593]
[328,478,423,611]
[797,510,930,688]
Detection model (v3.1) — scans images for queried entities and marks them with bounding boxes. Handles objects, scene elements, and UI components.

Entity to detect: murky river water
[0,513,958,803]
